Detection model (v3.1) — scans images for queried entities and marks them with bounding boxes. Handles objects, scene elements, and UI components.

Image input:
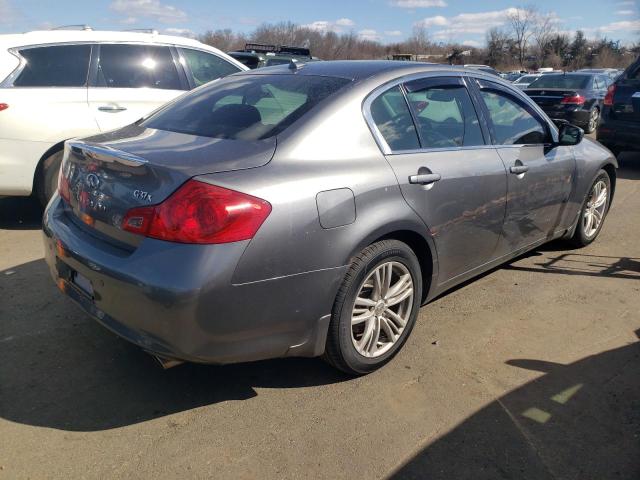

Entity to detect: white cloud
[462,39,481,47]
[164,27,195,38]
[335,18,355,27]
[384,30,403,36]
[303,18,355,33]
[416,8,526,40]
[358,29,381,41]
[390,0,447,7]
[110,0,187,24]
[589,19,640,33]
[615,10,636,15]
[616,0,636,6]
[416,15,448,27]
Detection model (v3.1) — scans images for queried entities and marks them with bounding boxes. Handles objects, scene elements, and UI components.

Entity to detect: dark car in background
[524,73,612,133]
[597,57,640,156]
[228,43,316,69]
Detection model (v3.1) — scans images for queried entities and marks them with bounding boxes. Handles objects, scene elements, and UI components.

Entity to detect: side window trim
[473,78,554,146]
[169,46,191,91]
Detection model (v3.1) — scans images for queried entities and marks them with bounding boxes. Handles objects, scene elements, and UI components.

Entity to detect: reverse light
[561,94,586,105]
[604,84,616,106]
[0,103,8,112]
[122,180,272,244]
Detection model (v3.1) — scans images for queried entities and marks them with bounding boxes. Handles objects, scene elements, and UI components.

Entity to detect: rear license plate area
[72,271,94,298]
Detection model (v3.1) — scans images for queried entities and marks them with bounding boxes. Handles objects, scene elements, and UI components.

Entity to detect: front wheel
[569,170,611,247]
[323,240,423,375]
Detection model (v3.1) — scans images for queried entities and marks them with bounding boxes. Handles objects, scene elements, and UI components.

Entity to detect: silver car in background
[43,61,617,375]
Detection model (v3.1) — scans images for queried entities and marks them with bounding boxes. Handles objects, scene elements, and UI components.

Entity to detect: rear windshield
[143,74,351,140]
[528,75,590,89]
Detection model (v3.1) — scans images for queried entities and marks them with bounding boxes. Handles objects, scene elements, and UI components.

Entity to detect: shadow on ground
[391,330,640,480]
[0,196,43,230]
[0,259,348,432]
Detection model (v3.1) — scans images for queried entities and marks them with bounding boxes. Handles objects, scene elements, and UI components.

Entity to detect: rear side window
[14,45,90,87]
[97,44,182,90]
[179,48,240,87]
[480,89,548,145]
[405,84,484,148]
[143,74,351,140]
[370,86,420,151]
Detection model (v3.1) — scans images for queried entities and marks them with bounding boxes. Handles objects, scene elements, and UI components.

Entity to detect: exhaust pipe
[151,354,184,370]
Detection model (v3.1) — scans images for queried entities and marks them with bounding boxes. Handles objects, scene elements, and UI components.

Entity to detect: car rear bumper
[597,117,640,151]
[543,107,591,127]
[43,196,346,364]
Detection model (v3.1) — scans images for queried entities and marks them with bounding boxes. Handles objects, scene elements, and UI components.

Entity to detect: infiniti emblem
[86,173,100,189]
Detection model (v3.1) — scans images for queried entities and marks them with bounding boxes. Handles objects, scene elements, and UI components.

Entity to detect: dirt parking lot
[1,152,639,479]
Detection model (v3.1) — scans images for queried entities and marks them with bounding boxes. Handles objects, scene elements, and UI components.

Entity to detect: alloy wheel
[351,261,414,358]
[583,179,608,238]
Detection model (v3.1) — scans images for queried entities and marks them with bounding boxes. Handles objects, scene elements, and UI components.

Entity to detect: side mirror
[557,122,584,146]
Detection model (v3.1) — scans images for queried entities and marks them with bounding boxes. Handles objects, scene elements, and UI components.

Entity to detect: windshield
[528,75,590,89]
[143,74,351,140]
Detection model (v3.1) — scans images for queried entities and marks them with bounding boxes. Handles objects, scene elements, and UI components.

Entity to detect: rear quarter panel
[195,80,438,287]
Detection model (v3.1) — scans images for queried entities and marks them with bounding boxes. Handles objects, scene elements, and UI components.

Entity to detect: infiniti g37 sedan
[43,61,617,375]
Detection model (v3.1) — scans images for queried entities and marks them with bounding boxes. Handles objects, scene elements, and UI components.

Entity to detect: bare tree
[507,6,537,67]
[532,12,557,66]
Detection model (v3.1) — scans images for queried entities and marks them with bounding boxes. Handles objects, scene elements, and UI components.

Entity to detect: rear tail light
[122,179,272,244]
[0,103,8,112]
[58,167,70,203]
[604,84,616,106]
[561,94,586,105]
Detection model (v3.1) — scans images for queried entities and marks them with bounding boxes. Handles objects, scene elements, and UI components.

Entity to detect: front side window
[14,45,91,87]
[370,85,420,151]
[179,48,241,87]
[97,44,182,90]
[405,84,484,148]
[143,74,351,140]
[480,89,548,145]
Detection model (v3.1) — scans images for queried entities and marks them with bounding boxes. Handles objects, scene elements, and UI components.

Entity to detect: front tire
[35,150,63,207]
[323,240,423,375]
[569,169,611,247]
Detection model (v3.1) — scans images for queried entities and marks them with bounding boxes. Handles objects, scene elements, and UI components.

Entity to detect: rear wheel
[584,107,600,134]
[323,240,422,375]
[569,170,611,247]
[35,150,63,206]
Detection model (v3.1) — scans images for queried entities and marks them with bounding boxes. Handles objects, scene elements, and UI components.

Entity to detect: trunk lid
[61,124,276,247]
[524,89,583,108]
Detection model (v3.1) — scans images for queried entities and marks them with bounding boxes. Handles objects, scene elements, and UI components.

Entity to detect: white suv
[0,28,247,204]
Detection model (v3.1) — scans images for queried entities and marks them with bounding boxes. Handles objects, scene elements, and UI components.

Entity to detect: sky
[0,0,638,46]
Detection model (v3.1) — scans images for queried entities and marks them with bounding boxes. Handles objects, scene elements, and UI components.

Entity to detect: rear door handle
[510,165,529,175]
[98,105,127,112]
[409,173,441,185]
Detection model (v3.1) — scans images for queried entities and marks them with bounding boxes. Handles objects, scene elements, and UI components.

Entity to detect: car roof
[240,60,498,81]
[0,29,220,52]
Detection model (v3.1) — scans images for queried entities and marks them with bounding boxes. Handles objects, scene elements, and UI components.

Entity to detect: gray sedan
[43,61,617,375]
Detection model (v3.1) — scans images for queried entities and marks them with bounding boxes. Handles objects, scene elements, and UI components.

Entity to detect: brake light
[58,167,70,203]
[0,103,8,112]
[122,180,272,244]
[561,94,586,105]
[604,84,616,106]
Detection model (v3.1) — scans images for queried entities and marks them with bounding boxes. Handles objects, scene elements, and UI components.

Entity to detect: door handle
[98,105,127,112]
[409,173,441,185]
[510,165,529,175]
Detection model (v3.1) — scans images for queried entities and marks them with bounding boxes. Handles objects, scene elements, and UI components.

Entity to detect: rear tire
[584,107,600,134]
[323,240,423,375]
[35,150,63,207]
[569,169,611,248]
